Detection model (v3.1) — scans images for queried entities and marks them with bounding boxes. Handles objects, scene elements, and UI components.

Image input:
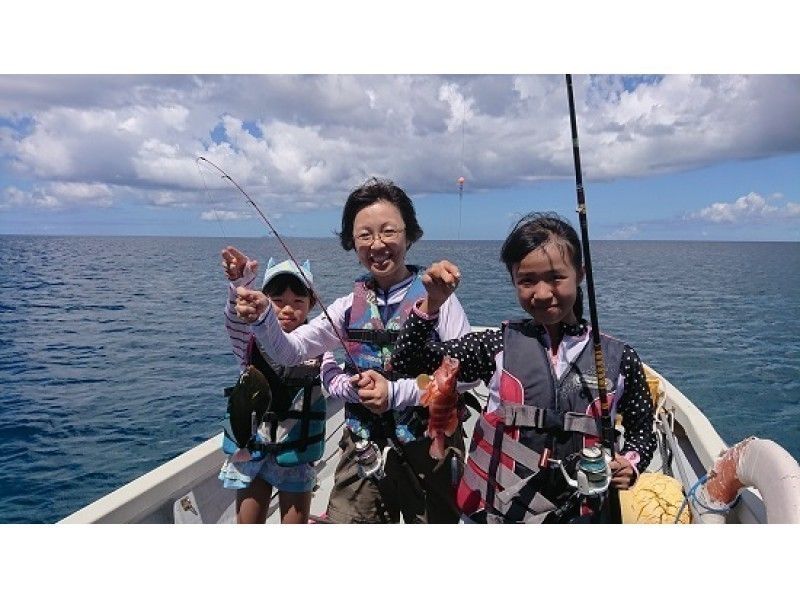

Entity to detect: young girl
[220,246,335,524]
[391,212,656,523]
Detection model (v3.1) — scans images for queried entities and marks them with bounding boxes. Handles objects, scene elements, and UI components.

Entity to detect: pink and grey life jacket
[457,320,625,523]
[342,269,433,442]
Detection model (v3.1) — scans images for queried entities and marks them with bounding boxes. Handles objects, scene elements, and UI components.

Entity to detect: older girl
[392,212,656,523]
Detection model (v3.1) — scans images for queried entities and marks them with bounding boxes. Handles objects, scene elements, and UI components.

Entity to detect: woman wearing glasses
[235,178,472,523]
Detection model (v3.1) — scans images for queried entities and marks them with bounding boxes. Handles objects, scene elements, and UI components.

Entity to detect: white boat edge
[59,394,346,524]
[59,327,798,524]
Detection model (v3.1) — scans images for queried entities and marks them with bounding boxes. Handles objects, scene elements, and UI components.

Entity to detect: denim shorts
[219,454,317,494]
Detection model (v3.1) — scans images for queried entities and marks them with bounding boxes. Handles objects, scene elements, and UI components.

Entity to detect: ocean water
[1,235,798,523]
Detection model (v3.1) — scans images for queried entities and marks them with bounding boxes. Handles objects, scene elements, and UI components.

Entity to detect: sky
[2,1,797,592]
[1,5,798,244]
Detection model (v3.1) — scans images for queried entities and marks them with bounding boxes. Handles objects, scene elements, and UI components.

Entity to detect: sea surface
[1,235,798,523]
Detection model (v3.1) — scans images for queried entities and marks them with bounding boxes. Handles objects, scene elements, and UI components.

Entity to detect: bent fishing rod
[565,74,622,522]
[197,156,361,374]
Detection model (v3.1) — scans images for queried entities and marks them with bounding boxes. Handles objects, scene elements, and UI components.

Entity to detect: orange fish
[419,356,461,460]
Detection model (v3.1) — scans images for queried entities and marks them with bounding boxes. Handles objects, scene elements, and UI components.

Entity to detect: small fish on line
[419,356,460,460]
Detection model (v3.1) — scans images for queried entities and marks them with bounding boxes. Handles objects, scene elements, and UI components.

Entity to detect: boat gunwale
[60,327,742,524]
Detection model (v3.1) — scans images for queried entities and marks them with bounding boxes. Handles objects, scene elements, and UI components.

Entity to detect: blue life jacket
[222,337,325,466]
[342,268,433,443]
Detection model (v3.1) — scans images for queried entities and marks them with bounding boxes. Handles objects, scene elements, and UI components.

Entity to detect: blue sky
[1,0,796,588]
[1,9,798,242]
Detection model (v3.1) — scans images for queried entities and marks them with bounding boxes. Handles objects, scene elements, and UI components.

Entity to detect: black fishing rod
[197,156,361,374]
[565,74,621,523]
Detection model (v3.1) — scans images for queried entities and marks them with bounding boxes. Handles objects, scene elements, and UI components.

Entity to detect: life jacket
[342,268,433,443]
[456,320,625,523]
[222,336,326,466]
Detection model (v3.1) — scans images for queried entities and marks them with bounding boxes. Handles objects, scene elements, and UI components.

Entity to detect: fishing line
[197,157,272,285]
[457,105,466,241]
[195,157,232,242]
[196,156,361,374]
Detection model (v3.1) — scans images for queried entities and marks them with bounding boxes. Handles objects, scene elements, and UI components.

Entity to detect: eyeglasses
[353,227,405,245]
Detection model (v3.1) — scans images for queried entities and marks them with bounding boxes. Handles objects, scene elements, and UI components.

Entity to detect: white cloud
[688,191,798,223]
[200,210,251,221]
[1,182,113,209]
[0,74,798,214]
[608,224,640,240]
[438,83,475,133]
[2,186,59,209]
[48,181,113,203]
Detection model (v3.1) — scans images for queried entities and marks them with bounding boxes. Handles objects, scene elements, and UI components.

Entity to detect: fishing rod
[565,74,621,522]
[197,156,361,374]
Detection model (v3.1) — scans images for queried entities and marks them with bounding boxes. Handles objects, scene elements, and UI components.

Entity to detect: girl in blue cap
[220,247,342,523]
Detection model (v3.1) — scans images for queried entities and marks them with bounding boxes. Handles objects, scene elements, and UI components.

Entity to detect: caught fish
[226,365,272,448]
[419,356,460,460]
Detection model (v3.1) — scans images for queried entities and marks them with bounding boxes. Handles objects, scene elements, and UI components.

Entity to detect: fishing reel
[549,446,611,498]
[354,438,389,481]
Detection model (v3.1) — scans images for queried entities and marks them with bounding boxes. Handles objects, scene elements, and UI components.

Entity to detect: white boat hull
[60,394,347,524]
[60,329,799,524]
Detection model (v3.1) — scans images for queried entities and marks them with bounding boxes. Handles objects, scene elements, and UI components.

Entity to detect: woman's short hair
[338,177,424,251]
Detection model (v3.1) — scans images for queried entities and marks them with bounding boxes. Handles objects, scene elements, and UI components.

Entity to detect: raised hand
[235,287,270,323]
[420,260,461,314]
[221,245,258,281]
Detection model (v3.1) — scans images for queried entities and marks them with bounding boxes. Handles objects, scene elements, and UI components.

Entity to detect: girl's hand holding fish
[351,370,390,414]
[235,287,270,323]
[420,260,461,314]
[221,245,258,281]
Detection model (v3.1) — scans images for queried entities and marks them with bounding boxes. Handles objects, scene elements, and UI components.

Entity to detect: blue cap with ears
[261,257,314,291]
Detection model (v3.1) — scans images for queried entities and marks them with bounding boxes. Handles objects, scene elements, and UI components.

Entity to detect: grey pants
[326,427,466,523]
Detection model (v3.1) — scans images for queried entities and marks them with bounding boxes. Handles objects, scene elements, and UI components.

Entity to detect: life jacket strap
[467,415,564,523]
[475,416,542,469]
[346,328,399,346]
[563,412,602,436]
[278,409,326,421]
[297,384,313,452]
[461,465,554,524]
[469,438,527,490]
[254,432,326,454]
[459,391,484,414]
[484,418,505,518]
[497,403,600,435]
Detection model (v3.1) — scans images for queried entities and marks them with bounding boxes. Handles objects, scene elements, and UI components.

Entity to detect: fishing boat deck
[60,341,776,524]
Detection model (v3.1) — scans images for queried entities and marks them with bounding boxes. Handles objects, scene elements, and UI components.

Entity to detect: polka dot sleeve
[392,310,503,385]
[617,345,657,471]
